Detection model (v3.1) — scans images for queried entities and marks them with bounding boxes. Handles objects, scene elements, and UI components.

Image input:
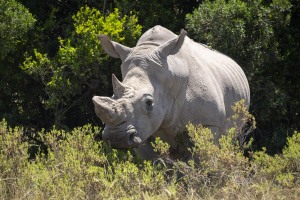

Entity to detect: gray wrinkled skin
[92,25,250,160]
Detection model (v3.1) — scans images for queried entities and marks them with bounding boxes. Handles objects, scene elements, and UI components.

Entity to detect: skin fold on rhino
[92,25,250,160]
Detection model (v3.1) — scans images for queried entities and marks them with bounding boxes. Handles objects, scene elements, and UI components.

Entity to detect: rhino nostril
[129,133,134,141]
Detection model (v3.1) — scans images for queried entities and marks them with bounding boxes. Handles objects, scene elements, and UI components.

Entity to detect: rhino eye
[145,99,154,110]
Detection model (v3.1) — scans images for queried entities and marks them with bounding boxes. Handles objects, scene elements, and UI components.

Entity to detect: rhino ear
[98,35,132,60]
[155,29,187,57]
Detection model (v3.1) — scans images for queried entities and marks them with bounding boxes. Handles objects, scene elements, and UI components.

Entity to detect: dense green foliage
[0,0,37,126]
[0,0,35,60]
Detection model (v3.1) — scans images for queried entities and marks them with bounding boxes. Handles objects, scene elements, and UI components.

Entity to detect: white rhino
[92,25,250,159]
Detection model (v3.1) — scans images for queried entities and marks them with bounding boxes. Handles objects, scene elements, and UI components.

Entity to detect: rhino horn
[112,74,135,98]
[112,74,126,98]
[155,29,187,57]
[92,96,124,125]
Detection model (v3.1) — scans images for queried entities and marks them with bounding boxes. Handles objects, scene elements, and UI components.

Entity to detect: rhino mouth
[102,124,142,148]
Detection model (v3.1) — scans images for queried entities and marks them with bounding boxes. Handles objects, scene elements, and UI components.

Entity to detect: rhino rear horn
[155,29,187,57]
[112,74,126,98]
[98,35,132,60]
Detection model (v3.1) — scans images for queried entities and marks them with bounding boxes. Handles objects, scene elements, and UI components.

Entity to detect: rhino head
[93,27,186,148]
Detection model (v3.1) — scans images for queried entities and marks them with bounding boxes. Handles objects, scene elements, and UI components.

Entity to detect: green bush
[253,132,300,187]
[0,0,39,127]
[0,119,175,199]
[0,102,299,199]
[0,0,35,60]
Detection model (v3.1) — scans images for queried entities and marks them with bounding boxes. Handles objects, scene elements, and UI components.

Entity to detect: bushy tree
[0,0,35,59]
[0,0,40,126]
[186,0,299,152]
[21,7,142,128]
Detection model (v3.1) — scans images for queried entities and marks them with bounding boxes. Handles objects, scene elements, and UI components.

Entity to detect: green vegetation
[0,0,300,198]
[0,0,36,126]
[1,102,299,199]
[0,0,35,60]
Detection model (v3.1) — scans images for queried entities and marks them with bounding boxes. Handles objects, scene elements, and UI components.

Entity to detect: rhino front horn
[92,96,124,125]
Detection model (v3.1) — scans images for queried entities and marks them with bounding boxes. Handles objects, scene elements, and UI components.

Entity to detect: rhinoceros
[92,25,250,159]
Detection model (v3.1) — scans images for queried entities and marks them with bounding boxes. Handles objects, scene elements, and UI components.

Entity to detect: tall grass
[0,101,299,199]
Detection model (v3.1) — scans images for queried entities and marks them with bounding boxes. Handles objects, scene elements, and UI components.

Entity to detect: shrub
[0,0,35,60]
[253,131,300,187]
[0,119,173,199]
[0,101,299,199]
